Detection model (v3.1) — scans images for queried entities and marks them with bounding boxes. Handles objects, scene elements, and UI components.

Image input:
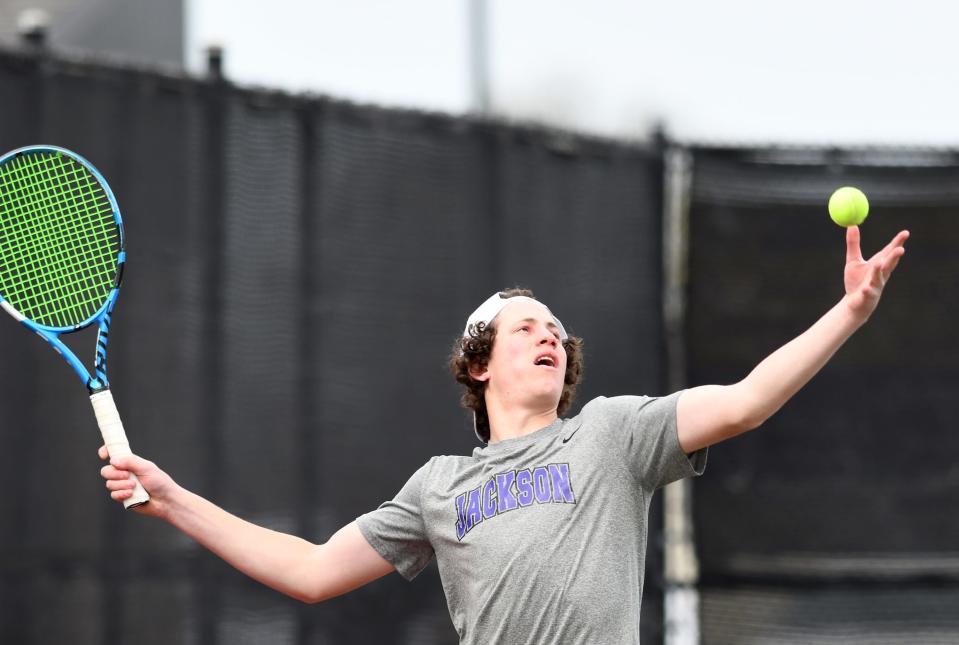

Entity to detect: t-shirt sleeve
[356,459,435,581]
[585,391,707,491]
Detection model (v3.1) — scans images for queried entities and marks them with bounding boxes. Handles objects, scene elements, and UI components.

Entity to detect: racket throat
[89,313,113,392]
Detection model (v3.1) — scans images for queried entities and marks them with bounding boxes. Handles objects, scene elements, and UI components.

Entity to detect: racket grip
[90,389,150,509]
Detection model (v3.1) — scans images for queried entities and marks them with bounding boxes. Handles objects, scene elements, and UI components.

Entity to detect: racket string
[0,156,90,326]
[0,151,119,327]
[26,156,116,322]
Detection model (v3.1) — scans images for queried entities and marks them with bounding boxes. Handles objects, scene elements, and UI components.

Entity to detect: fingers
[867,258,885,289]
[105,476,137,492]
[849,263,883,312]
[863,245,903,293]
[100,462,133,480]
[111,488,136,502]
[98,447,148,472]
[868,230,908,280]
[870,229,910,262]
[880,245,906,277]
[109,453,149,473]
[101,459,138,501]
[99,452,151,480]
[887,229,910,249]
[844,228,908,318]
[854,228,909,284]
[98,450,159,509]
[845,226,863,263]
[891,229,910,248]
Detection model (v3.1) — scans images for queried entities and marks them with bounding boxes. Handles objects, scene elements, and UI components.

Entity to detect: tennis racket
[0,145,148,509]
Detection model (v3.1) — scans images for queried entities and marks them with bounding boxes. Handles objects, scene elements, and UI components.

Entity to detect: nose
[538,332,558,347]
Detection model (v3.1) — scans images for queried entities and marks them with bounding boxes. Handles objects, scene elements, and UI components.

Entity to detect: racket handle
[90,389,150,509]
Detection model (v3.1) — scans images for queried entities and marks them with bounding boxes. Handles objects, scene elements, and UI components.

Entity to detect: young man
[101,226,908,644]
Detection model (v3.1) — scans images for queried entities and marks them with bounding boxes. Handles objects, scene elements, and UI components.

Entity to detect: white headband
[463,293,568,444]
[463,294,568,340]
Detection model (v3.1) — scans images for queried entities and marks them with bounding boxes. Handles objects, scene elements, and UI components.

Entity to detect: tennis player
[101,225,907,644]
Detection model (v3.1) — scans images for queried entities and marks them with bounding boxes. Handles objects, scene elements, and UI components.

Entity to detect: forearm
[678,227,907,453]
[160,484,323,602]
[736,295,865,427]
[103,452,395,602]
[679,296,867,451]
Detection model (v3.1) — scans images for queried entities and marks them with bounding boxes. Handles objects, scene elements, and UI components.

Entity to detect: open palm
[844,226,909,319]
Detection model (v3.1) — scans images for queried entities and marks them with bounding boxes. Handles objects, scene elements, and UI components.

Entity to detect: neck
[486,401,559,443]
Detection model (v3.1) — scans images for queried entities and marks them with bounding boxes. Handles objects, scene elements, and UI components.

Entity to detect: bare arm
[677,226,909,453]
[100,448,395,603]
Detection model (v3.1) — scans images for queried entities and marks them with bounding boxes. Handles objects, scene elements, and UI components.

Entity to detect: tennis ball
[828,187,869,227]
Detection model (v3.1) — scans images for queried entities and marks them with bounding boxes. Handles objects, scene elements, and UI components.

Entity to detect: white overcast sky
[186,0,959,146]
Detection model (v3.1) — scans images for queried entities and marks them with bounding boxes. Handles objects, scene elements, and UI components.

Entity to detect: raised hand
[843,226,909,320]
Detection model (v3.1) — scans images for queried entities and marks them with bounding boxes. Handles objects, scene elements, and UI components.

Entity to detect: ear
[468,363,490,382]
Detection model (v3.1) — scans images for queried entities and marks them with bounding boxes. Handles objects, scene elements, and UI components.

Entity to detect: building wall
[0,0,182,66]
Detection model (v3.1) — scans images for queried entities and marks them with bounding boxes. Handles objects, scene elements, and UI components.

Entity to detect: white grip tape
[90,390,150,509]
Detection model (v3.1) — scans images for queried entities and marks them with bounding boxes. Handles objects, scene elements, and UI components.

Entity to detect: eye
[518,325,530,333]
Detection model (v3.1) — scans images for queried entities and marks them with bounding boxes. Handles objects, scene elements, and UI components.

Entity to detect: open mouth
[534,355,557,368]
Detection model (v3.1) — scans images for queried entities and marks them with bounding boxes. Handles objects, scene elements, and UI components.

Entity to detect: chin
[532,391,563,413]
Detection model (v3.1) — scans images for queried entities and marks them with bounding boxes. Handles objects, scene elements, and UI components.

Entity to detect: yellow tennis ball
[828,187,869,227]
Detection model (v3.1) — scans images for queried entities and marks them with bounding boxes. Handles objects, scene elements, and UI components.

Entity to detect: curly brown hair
[449,288,584,443]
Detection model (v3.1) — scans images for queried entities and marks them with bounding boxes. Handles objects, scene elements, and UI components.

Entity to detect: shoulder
[417,453,479,483]
[574,392,683,438]
[427,453,477,468]
[579,392,680,419]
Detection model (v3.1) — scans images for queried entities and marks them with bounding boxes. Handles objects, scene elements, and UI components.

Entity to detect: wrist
[151,480,188,522]
[839,294,872,328]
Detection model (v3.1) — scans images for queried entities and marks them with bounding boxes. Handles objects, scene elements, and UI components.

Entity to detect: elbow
[737,408,767,434]
[280,583,320,605]
[288,546,334,605]
[733,407,769,437]
[298,593,325,606]
[709,417,757,446]
[729,385,775,435]
[294,585,332,605]
[720,403,767,441]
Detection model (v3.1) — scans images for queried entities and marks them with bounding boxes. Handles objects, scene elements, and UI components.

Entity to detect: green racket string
[0,151,119,328]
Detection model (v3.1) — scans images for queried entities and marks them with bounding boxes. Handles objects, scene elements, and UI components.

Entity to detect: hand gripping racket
[0,145,148,508]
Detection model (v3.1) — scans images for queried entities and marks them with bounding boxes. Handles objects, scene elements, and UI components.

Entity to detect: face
[470,300,568,413]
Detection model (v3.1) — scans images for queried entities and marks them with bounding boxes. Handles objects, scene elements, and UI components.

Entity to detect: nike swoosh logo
[562,422,582,443]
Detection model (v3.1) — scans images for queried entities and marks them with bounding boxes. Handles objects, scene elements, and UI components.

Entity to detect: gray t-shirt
[357,393,707,644]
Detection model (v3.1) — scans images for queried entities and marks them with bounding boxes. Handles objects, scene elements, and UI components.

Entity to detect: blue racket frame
[0,145,126,393]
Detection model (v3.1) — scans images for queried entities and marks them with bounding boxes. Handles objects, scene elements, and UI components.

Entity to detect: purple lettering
[455,492,468,540]
[465,487,482,532]
[548,463,575,503]
[516,469,534,506]
[496,471,518,513]
[482,478,497,519]
[533,466,552,504]
[452,464,578,541]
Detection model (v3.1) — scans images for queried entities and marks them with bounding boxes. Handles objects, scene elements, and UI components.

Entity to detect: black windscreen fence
[0,49,667,644]
[687,148,959,643]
